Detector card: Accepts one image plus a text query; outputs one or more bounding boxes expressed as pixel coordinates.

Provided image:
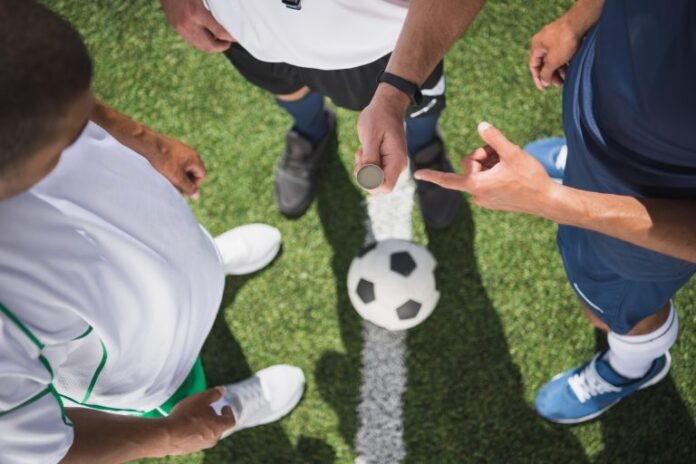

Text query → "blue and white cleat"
[535,351,671,424]
[523,137,567,183]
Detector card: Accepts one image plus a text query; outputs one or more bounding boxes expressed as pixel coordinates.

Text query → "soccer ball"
[347,239,439,331]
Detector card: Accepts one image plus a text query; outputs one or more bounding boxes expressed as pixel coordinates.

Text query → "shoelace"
[226,377,269,423]
[567,359,621,403]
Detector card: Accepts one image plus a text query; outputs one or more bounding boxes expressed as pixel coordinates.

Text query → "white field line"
[355,169,415,464]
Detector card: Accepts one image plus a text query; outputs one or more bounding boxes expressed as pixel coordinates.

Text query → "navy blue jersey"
[562,0,696,281]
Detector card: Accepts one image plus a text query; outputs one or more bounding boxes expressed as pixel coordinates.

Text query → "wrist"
[152,416,178,458]
[373,83,411,114]
[536,181,568,222]
[562,0,602,39]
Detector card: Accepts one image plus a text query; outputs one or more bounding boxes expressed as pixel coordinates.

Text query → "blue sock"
[276,91,329,145]
[405,113,440,156]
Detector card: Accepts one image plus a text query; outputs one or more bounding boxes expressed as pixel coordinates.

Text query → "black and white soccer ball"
[347,239,439,331]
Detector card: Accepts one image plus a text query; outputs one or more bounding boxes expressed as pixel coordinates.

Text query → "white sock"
[606,302,678,379]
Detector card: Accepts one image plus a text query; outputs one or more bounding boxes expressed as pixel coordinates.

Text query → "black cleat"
[274,109,337,218]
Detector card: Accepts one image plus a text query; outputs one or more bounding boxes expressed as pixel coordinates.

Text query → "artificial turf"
[42,1,696,462]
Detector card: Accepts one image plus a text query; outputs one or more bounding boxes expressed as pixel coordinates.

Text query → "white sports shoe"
[210,364,305,438]
[214,224,282,275]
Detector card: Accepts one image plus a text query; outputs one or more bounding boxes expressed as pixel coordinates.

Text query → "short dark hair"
[0,0,92,175]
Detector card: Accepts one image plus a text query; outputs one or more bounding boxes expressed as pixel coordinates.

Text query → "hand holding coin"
[355,164,385,191]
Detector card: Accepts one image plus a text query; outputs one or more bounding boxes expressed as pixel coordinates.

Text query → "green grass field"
[43,1,696,462]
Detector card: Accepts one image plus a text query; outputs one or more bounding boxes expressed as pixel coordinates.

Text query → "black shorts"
[224,43,445,118]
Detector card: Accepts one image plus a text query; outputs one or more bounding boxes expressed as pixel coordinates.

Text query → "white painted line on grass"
[355,169,415,464]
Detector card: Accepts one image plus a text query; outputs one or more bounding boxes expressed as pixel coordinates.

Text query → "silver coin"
[356,164,385,190]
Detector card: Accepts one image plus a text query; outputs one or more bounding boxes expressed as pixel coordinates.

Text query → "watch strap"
[377,71,423,106]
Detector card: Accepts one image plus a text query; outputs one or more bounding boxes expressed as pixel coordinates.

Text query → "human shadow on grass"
[592,330,696,463]
[200,274,336,464]
[403,200,589,464]
[313,141,367,455]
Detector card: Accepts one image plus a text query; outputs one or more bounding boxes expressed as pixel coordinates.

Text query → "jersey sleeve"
[0,315,74,464]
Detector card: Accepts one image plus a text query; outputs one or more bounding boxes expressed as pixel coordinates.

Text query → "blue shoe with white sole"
[535,351,671,424]
[523,137,567,183]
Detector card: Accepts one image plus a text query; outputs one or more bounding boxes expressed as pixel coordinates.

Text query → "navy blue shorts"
[557,225,692,334]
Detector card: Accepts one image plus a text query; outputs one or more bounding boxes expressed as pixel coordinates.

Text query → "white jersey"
[0,122,224,463]
[205,0,409,70]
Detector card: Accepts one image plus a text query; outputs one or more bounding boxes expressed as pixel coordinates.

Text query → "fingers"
[538,48,566,89]
[414,169,470,192]
[187,159,207,186]
[177,173,199,198]
[378,155,407,193]
[214,406,236,431]
[187,386,224,407]
[202,18,234,43]
[467,146,499,169]
[477,122,519,158]
[551,72,564,88]
[188,27,231,53]
[356,129,383,171]
[353,148,365,175]
[559,65,567,80]
[355,104,408,193]
[528,44,547,91]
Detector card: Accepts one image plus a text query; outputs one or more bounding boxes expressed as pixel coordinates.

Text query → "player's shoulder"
[0,188,94,252]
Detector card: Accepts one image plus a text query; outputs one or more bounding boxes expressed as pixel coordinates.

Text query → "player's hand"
[528,16,583,90]
[163,387,235,456]
[355,84,410,194]
[160,0,234,53]
[414,122,558,216]
[146,133,207,198]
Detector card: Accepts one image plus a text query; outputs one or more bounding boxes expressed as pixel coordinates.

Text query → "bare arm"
[62,409,169,463]
[62,388,235,464]
[415,123,696,263]
[544,188,696,263]
[386,0,486,86]
[356,0,486,193]
[91,100,207,198]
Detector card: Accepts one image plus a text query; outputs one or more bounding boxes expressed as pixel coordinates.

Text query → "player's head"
[0,0,94,200]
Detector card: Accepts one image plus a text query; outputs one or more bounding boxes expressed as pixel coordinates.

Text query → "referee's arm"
[357,0,486,192]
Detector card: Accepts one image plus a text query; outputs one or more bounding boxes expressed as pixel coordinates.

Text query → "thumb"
[477,122,519,159]
[199,386,225,405]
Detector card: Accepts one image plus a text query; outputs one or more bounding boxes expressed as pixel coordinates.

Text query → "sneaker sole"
[542,352,671,425]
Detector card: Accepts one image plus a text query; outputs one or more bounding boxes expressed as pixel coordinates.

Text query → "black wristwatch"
[377,71,423,106]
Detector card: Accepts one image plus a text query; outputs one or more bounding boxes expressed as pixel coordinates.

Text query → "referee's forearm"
[542,185,696,263]
[385,0,486,85]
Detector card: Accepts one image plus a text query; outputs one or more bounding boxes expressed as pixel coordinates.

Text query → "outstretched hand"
[414,122,558,216]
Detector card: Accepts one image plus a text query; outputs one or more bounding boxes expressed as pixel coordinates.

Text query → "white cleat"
[214,224,282,275]
[211,364,305,438]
